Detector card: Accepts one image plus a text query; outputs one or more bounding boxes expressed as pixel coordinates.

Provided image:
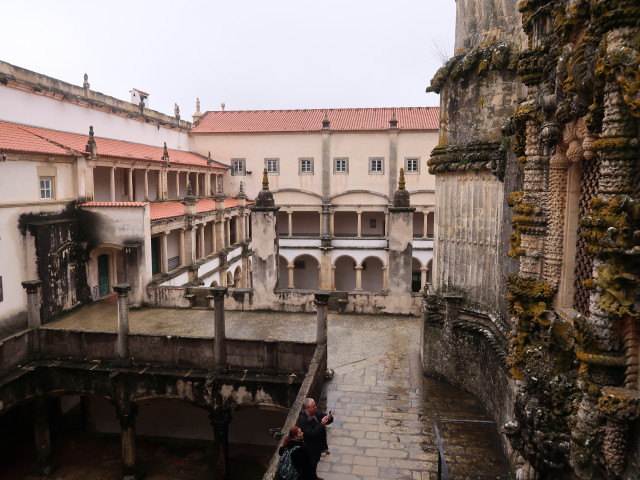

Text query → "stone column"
[287,262,295,288]
[211,286,228,368]
[110,167,116,202]
[160,232,168,273]
[119,404,139,480]
[113,284,131,360]
[225,218,231,246]
[211,221,217,253]
[288,211,293,236]
[143,169,149,201]
[198,224,206,259]
[209,408,232,480]
[176,171,181,198]
[356,211,362,237]
[179,229,186,266]
[354,264,363,291]
[423,211,429,238]
[33,397,54,475]
[216,219,225,251]
[314,290,330,345]
[22,280,42,352]
[388,170,415,301]
[421,266,428,292]
[195,173,200,197]
[127,168,134,201]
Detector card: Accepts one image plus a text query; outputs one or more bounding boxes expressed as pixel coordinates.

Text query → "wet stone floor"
[8,306,511,479]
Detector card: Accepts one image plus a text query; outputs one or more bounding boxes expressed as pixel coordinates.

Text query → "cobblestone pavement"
[317,314,511,480]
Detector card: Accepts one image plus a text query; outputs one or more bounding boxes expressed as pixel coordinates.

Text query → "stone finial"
[21,279,42,294]
[85,126,97,157]
[254,168,275,207]
[237,181,247,198]
[183,181,196,206]
[174,103,180,120]
[322,111,330,130]
[389,109,398,129]
[162,142,170,165]
[392,168,410,207]
[221,102,226,112]
[83,73,90,89]
[217,182,223,195]
[193,98,203,124]
[207,151,213,165]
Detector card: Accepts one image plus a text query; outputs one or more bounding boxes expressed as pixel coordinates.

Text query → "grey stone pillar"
[22,280,42,352]
[119,403,139,480]
[113,284,131,360]
[209,408,232,480]
[33,397,54,475]
[315,290,331,345]
[211,286,228,368]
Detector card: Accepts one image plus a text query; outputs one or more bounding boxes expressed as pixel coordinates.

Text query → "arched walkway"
[334,256,356,291]
[292,254,319,289]
[361,256,384,292]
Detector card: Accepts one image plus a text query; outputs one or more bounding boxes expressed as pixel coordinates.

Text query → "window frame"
[299,157,314,174]
[231,158,246,176]
[265,158,280,175]
[405,157,420,174]
[368,157,384,174]
[40,176,55,199]
[334,157,349,174]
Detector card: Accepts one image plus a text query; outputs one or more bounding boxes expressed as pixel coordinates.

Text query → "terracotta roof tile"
[0,120,228,168]
[79,202,149,207]
[191,107,439,134]
[150,198,244,220]
[0,121,73,156]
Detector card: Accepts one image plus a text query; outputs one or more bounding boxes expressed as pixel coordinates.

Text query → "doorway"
[98,254,110,297]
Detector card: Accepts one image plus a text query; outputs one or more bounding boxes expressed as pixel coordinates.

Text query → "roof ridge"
[201,106,437,114]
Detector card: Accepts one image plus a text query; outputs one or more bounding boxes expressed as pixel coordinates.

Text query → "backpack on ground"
[278,445,300,480]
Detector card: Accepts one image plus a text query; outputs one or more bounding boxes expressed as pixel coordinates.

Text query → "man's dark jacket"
[296,410,333,465]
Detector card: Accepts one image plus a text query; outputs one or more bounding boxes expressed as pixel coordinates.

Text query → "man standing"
[296,398,333,468]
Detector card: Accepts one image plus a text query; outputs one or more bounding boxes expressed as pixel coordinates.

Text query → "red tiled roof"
[0,120,228,169]
[150,198,243,220]
[0,121,73,156]
[191,107,440,134]
[79,202,150,208]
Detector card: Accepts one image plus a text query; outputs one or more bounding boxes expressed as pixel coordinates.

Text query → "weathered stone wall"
[426,0,640,479]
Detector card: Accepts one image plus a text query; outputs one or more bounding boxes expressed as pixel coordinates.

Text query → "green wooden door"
[98,254,110,297]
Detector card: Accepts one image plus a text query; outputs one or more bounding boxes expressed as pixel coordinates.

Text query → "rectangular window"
[265,158,279,174]
[369,219,377,228]
[299,158,314,174]
[231,158,246,176]
[40,177,54,199]
[405,157,420,173]
[369,157,384,174]
[334,157,349,173]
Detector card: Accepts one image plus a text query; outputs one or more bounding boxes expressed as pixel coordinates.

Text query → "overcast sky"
[1,1,455,117]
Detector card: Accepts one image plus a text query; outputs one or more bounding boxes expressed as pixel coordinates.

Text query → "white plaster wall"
[1,159,76,203]
[0,86,189,150]
[397,132,438,191]
[278,248,321,263]
[330,132,390,195]
[190,133,323,198]
[0,202,68,326]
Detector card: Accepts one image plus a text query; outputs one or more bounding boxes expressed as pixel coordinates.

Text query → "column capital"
[22,280,42,293]
[314,290,331,306]
[113,284,131,297]
[210,286,229,299]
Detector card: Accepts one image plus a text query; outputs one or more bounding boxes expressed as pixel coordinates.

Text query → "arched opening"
[292,255,319,289]
[426,259,433,285]
[412,258,422,292]
[334,212,357,237]
[210,280,219,287]
[334,256,356,291]
[277,255,289,288]
[226,271,233,287]
[233,266,242,287]
[97,253,110,297]
[361,256,384,292]
[229,405,287,478]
